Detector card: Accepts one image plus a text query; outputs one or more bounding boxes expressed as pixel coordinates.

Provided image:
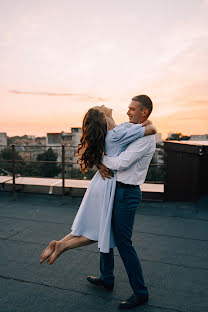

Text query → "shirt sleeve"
[102,136,152,170]
[111,123,145,147]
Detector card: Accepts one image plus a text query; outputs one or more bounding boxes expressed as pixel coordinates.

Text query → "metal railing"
[0,144,165,196]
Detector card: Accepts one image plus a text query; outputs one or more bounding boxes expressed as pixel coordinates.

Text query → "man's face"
[127,100,148,124]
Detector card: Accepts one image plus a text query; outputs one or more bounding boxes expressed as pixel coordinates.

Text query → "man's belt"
[116,181,138,189]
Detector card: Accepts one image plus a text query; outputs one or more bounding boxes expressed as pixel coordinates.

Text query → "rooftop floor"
[0,192,208,312]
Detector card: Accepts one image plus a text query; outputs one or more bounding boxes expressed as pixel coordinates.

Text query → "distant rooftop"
[168,140,208,146]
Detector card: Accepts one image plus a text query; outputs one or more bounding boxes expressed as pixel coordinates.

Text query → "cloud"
[9,90,106,101]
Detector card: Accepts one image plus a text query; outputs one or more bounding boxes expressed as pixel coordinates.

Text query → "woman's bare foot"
[47,241,66,265]
[40,240,56,264]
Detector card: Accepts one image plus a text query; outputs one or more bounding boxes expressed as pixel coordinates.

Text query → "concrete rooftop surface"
[0,192,208,312]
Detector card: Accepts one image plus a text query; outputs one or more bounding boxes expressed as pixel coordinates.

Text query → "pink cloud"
[9,90,106,101]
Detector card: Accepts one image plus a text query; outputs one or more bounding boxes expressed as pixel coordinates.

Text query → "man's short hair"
[132,95,153,117]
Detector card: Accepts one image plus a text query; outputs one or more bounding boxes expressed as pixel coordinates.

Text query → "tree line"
[0,147,60,177]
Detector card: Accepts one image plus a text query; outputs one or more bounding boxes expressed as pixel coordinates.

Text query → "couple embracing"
[40,94,156,309]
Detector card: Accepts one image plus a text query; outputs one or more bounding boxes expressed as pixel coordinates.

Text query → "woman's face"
[94,105,112,117]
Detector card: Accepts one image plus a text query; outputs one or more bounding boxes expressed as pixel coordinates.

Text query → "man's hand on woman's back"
[97,163,114,180]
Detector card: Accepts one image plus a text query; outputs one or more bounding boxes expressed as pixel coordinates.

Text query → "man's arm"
[102,136,153,171]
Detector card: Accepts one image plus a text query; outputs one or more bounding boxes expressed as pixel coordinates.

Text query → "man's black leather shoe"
[87,276,114,290]
[119,293,148,309]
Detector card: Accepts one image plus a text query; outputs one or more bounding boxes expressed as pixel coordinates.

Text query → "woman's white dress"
[71,122,145,253]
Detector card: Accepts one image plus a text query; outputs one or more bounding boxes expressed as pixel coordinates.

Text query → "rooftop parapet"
[164,141,208,201]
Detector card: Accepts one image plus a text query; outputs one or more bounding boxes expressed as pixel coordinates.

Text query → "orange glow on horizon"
[1,89,207,139]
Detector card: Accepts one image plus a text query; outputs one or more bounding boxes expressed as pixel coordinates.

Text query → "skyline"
[0,0,208,138]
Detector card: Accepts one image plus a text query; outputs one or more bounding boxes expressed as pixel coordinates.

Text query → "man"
[87,95,156,309]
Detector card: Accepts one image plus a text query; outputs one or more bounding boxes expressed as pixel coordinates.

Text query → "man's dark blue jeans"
[100,184,148,296]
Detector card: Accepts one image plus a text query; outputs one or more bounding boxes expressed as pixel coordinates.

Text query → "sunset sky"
[0,0,208,139]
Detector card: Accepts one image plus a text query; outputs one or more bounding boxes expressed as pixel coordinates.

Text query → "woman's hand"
[144,124,157,136]
[142,120,152,127]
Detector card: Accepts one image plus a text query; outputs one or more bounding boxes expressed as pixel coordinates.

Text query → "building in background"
[189,134,208,141]
[0,133,7,151]
[167,133,175,140]
[8,136,47,161]
[27,135,36,139]
[46,128,82,175]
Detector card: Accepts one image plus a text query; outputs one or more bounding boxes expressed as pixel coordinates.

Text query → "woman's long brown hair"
[77,108,107,173]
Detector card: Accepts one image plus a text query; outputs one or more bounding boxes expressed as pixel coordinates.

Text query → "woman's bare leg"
[40,233,76,264]
[47,236,95,265]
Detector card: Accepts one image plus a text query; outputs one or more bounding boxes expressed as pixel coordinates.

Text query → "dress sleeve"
[102,136,154,170]
[111,123,145,146]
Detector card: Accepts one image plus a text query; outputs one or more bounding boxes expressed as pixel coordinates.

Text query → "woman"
[40,105,156,265]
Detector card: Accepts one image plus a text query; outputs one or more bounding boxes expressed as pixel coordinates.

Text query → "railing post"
[12,144,16,193]
[164,142,168,200]
[62,144,65,196]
